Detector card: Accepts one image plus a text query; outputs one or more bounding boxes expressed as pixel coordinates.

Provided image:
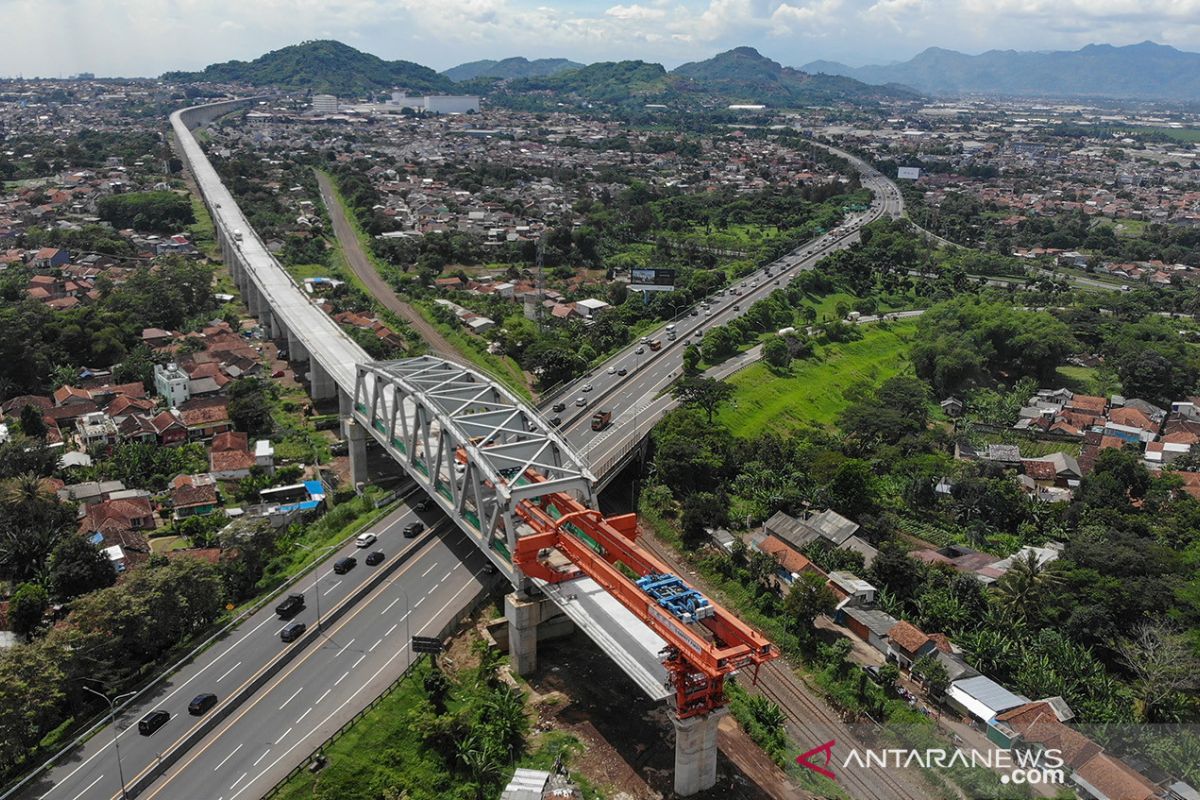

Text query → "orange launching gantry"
[512,482,778,718]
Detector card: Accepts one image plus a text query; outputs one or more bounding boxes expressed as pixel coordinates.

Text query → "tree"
[671,376,733,423]
[912,652,950,697]
[1117,622,1200,722]
[18,405,46,439]
[0,640,67,774]
[49,535,117,600]
[9,582,49,639]
[994,550,1062,625]
[762,336,791,369]
[821,459,874,517]
[682,344,701,375]
[782,571,837,636]
[680,491,728,544]
[227,378,274,436]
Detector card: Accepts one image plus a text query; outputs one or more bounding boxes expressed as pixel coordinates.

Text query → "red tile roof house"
[79,497,157,535]
[757,533,827,589]
[209,431,256,480]
[1071,752,1160,800]
[171,483,220,520]
[176,398,232,441]
[149,410,188,446]
[886,620,939,670]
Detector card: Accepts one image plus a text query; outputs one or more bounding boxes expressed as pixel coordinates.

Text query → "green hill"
[162,40,455,97]
[442,57,584,82]
[671,46,919,105]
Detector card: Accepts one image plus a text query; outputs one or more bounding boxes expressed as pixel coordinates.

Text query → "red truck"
[591,410,612,431]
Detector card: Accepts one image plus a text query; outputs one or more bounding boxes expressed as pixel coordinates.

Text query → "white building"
[424,95,479,114]
[311,94,339,115]
[154,362,191,408]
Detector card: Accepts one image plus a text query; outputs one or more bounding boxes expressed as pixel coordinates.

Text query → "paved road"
[314,170,463,361]
[131,523,491,800]
[21,491,466,800]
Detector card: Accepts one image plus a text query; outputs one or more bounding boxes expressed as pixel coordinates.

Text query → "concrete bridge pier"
[504,592,551,676]
[672,708,726,796]
[347,418,369,489]
[309,360,337,401]
[245,281,261,316]
[287,333,308,363]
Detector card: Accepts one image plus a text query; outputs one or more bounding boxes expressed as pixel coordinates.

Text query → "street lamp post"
[295,542,337,633]
[81,684,136,800]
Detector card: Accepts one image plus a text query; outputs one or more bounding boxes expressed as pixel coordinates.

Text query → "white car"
[582,384,593,392]
[355,532,378,548]
[575,397,587,407]
[608,366,616,374]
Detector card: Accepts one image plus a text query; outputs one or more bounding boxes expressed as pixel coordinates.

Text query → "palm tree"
[3,473,56,510]
[994,550,1062,624]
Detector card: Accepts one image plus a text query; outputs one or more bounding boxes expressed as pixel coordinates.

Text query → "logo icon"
[796,740,837,780]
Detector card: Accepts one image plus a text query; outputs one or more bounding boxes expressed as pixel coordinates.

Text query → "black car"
[188,693,218,716]
[138,710,170,736]
[333,556,357,575]
[617,368,628,376]
[275,592,305,618]
[365,550,385,566]
[280,622,307,643]
[552,402,566,413]
[414,496,432,512]
[550,416,561,426]
[403,522,425,539]
[483,563,498,576]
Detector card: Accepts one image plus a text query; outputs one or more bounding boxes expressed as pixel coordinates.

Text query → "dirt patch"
[523,632,782,800]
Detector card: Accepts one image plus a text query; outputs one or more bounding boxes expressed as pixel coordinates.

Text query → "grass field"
[715,320,917,436]
[1055,365,1118,396]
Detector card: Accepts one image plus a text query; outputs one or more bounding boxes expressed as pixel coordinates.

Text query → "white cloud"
[4,0,1200,78]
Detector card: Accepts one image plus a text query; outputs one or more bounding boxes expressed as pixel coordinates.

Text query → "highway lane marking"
[334,671,350,686]
[67,774,103,800]
[39,593,288,797]
[115,519,452,800]
[352,654,366,669]
[213,744,243,771]
[420,562,438,577]
[215,661,242,683]
[273,728,293,745]
[369,638,382,652]
[253,749,271,767]
[338,638,355,653]
[296,707,313,724]
[230,772,247,789]
[380,598,400,615]
[413,596,425,608]
[315,688,332,705]
[228,565,490,800]
[323,580,343,596]
[385,624,398,636]
[278,687,304,711]
[440,570,452,582]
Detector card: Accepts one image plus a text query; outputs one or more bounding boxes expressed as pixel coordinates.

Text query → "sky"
[5,0,1200,77]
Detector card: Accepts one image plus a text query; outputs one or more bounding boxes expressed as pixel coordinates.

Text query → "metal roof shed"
[947,675,1028,723]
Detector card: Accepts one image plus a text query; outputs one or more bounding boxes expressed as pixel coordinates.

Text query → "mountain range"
[163,41,916,108]
[441,57,584,82]
[803,41,1200,101]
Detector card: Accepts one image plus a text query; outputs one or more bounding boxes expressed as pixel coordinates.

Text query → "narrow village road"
[314,170,462,360]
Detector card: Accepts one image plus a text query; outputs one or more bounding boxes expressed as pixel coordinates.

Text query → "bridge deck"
[538,577,671,701]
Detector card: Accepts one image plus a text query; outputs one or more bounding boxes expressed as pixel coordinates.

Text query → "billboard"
[630,267,677,292]
[897,166,921,180]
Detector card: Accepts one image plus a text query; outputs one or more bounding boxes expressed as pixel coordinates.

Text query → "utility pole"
[81,684,136,800]
[535,233,546,334]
